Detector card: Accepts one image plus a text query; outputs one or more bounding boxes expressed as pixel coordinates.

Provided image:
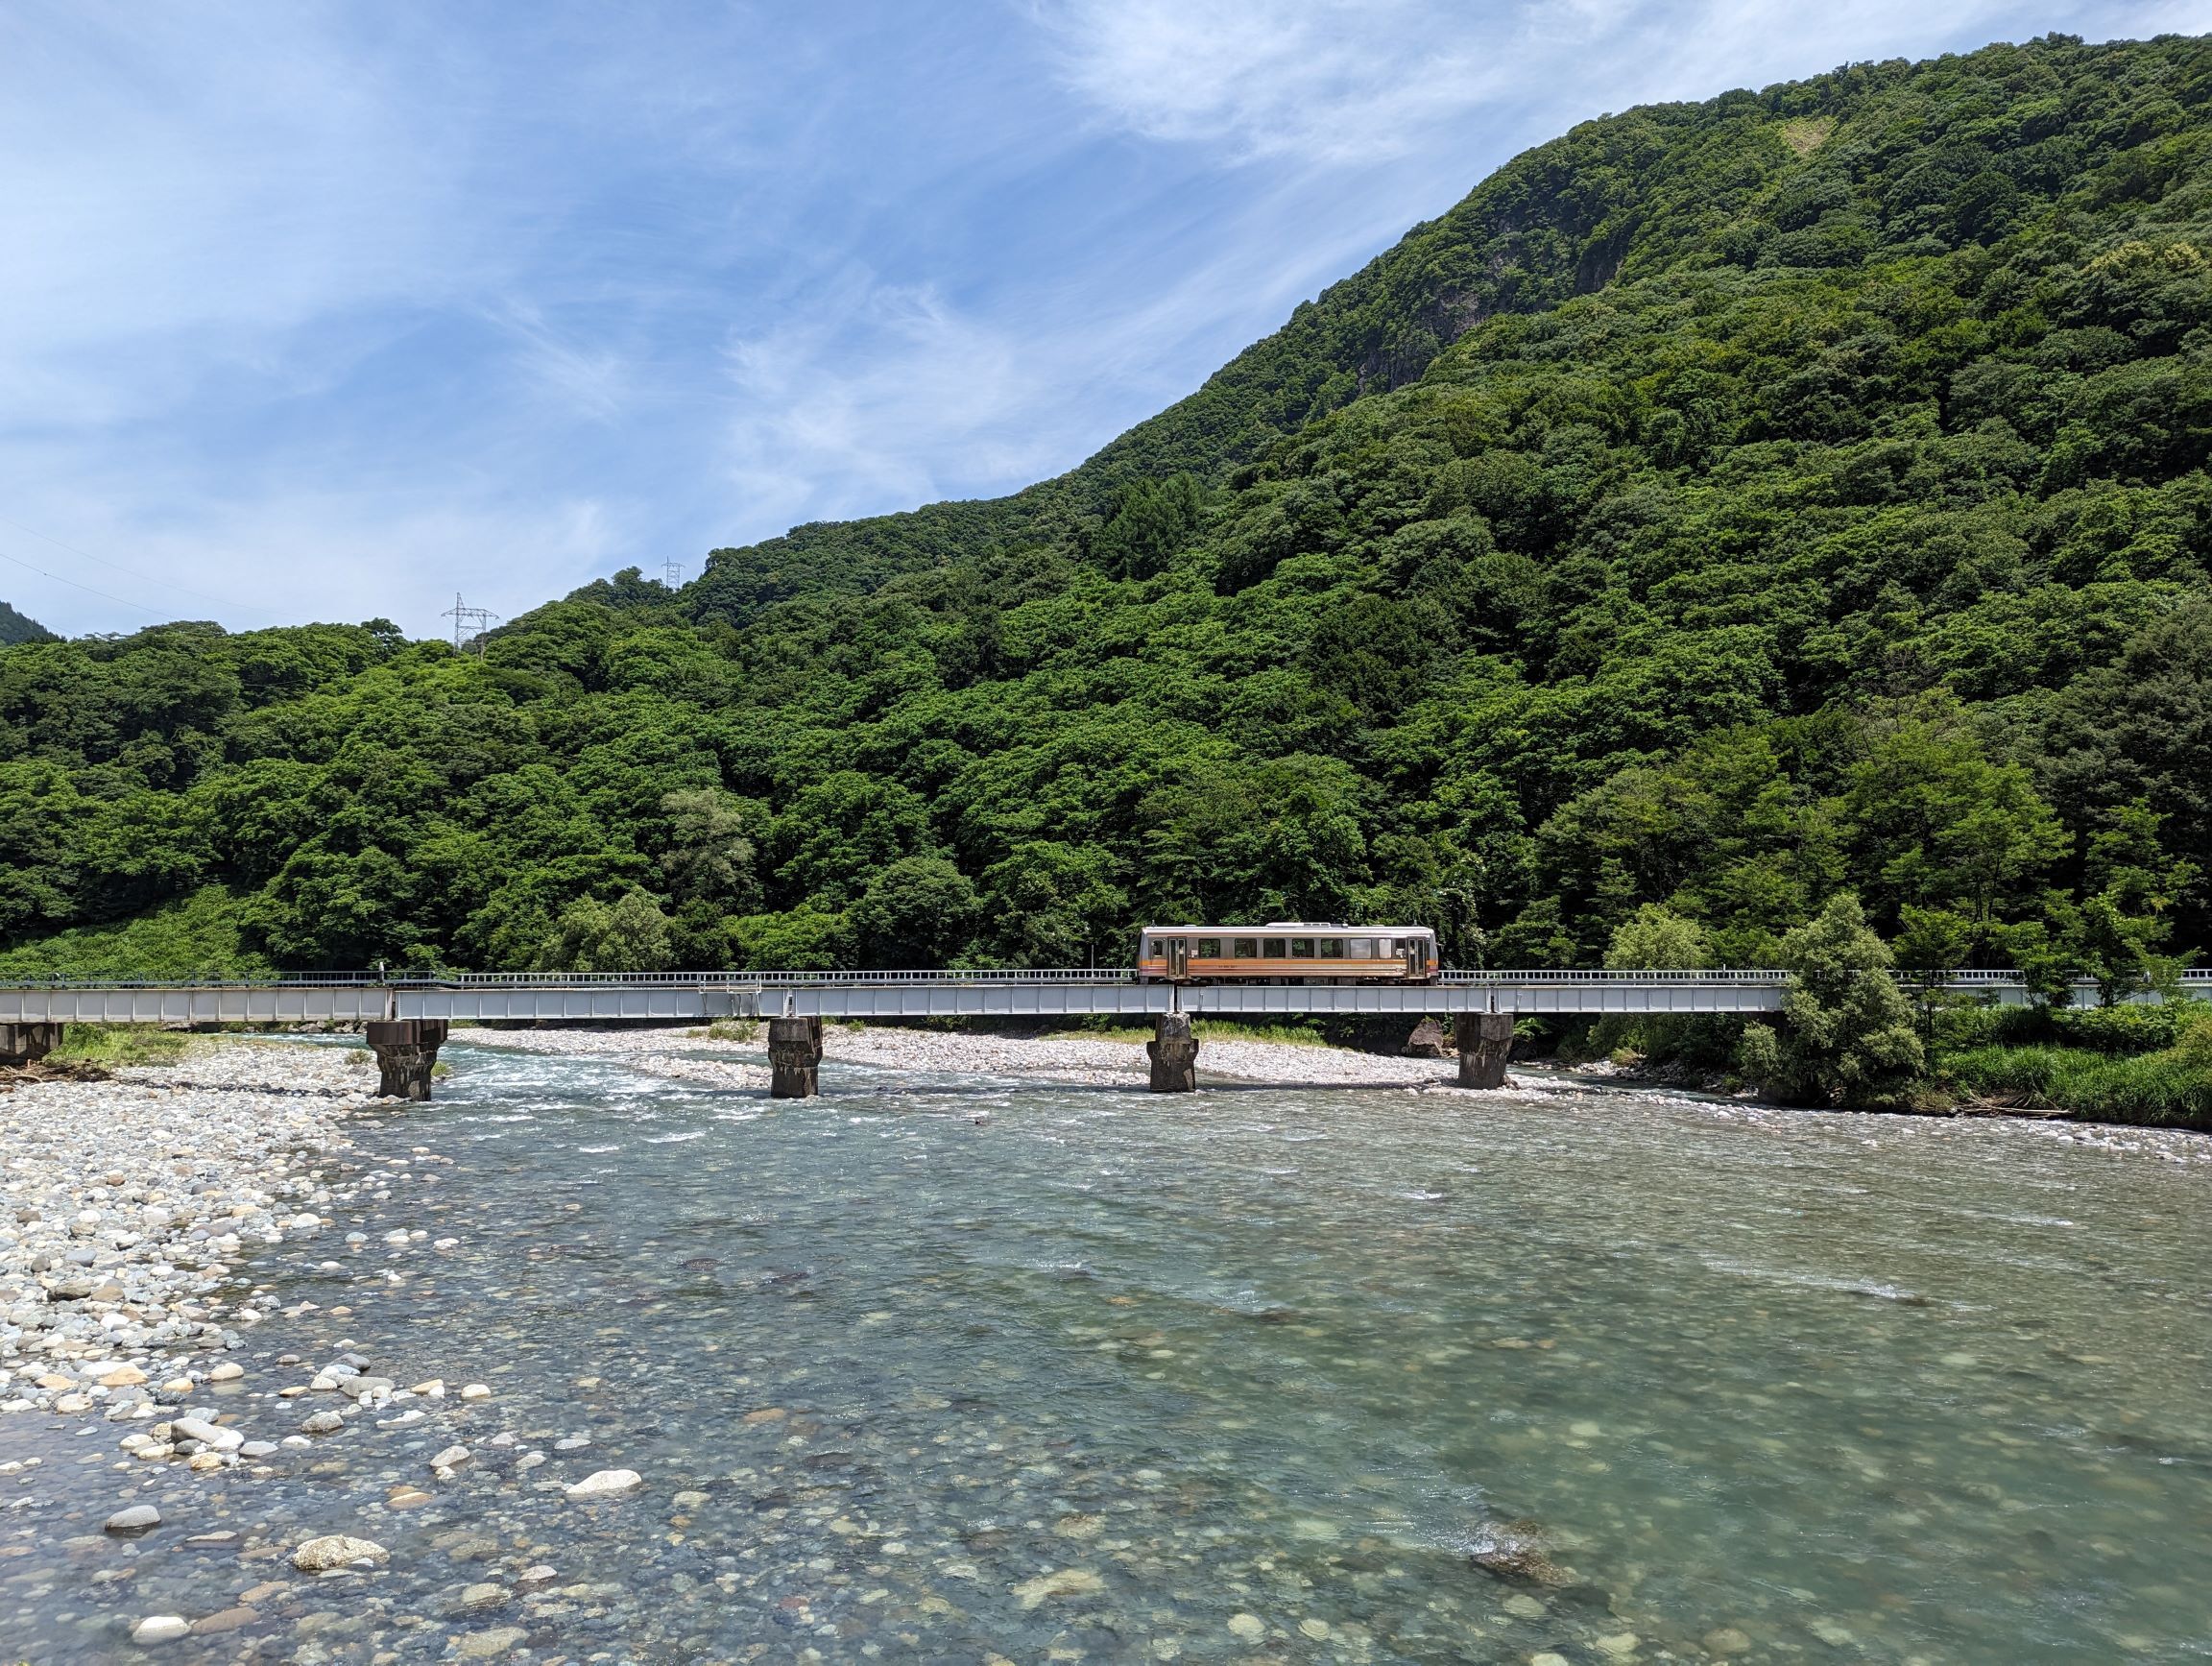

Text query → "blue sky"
[5,1,2210,639]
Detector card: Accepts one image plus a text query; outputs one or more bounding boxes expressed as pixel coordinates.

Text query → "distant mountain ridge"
[0,600,54,645]
[686,32,2172,626]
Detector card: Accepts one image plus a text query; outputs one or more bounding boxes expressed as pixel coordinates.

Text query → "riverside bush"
[1946,1042,2212,1128]
[1936,998,2210,1054]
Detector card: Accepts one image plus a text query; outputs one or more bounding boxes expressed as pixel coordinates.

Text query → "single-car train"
[1136,922,1438,983]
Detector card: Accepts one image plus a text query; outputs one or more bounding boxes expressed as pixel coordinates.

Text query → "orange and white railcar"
[1136,923,1438,983]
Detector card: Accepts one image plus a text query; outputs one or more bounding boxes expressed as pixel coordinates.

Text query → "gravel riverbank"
[469,1020,1470,1090]
[0,1044,377,1416]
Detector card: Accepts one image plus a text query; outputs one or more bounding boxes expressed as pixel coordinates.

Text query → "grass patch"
[704,1019,762,1042]
[47,1025,199,1066]
[1944,1044,2212,1128]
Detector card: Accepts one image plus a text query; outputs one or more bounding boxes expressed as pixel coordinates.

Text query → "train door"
[1166,937,1190,978]
[1405,937,1430,978]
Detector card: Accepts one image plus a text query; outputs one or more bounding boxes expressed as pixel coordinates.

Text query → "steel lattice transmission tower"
[441,592,498,656]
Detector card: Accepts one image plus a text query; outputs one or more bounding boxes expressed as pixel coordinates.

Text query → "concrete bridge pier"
[0,1022,62,1066]
[1455,1013,1515,1089]
[366,1019,447,1100]
[768,1015,824,1098]
[1147,1012,1199,1093]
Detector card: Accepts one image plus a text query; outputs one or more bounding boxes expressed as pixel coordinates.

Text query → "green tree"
[731,902,851,971]
[1093,474,1206,580]
[1739,894,1926,1108]
[657,788,758,907]
[536,889,675,973]
[1602,903,1709,970]
[980,841,1128,967]
[849,856,979,968]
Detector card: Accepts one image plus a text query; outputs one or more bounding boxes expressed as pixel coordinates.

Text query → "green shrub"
[1945,1043,2212,1128]
[47,1025,196,1066]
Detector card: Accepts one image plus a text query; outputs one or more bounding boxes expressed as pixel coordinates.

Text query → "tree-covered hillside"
[3,32,2210,1012]
[0,601,53,647]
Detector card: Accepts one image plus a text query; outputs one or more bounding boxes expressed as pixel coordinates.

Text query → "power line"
[0,542,168,620]
[0,514,267,618]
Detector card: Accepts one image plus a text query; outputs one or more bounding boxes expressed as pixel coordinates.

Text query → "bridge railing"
[0,967,2202,990]
[0,966,1797,989]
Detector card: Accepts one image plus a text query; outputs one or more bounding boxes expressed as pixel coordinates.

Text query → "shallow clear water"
[5,1041,2210,1662]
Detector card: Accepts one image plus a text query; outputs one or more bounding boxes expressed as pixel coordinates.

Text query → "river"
[2,1038,2207,1662]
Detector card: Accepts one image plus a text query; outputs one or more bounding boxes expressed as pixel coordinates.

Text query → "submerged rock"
[1011,1567,1104,1608]
[292,1533,390,1571]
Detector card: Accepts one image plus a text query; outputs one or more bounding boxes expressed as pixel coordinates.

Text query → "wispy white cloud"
[6,1,2211,638]
[719,272,1083,530]
[494,303,634,424]
[1034,0,2212,163]
[0,5,477,426]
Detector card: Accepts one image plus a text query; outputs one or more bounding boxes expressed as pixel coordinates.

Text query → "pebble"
[292,1533,390,1571]
[431,1444,470,1469]
[170,1417,242,1452]
[460,1383,492,1400]
[564,1468,642,1500]
[1227,1612,1266,1641]
[301,1411,345,1435]
[208,1362,244,1382]
[130,1615,191,1647]
[454,1628,529,1659]
[105,1505,162,1533]
[1013,1568,1106,1608]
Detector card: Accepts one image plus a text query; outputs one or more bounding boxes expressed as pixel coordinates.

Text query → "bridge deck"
[1,970,2200,1025]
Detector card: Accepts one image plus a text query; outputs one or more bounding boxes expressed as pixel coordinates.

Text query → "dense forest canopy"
[3,32,2211,999]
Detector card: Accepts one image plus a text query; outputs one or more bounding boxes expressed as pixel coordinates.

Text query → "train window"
[1346,938,1373,958]
[1233,938,1258,958]
[1262,938,1287,958]
[1317,937,1342,957]
[1290,938,1314,958]
[1195,938,1221,957]
[1375,938,1393,957]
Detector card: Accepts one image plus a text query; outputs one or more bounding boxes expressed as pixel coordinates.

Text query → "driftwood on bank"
[0,1059,113,1094]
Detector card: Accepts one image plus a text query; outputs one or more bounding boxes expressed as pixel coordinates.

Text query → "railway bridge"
[1,969,2201,1099]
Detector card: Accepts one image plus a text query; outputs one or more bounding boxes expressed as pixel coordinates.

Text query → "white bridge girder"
[7,970,2203,1026]
[3,971,2204,1026]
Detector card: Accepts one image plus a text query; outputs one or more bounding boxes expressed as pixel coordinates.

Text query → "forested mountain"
[0,601,53,646]
[3,32,2211,1002]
